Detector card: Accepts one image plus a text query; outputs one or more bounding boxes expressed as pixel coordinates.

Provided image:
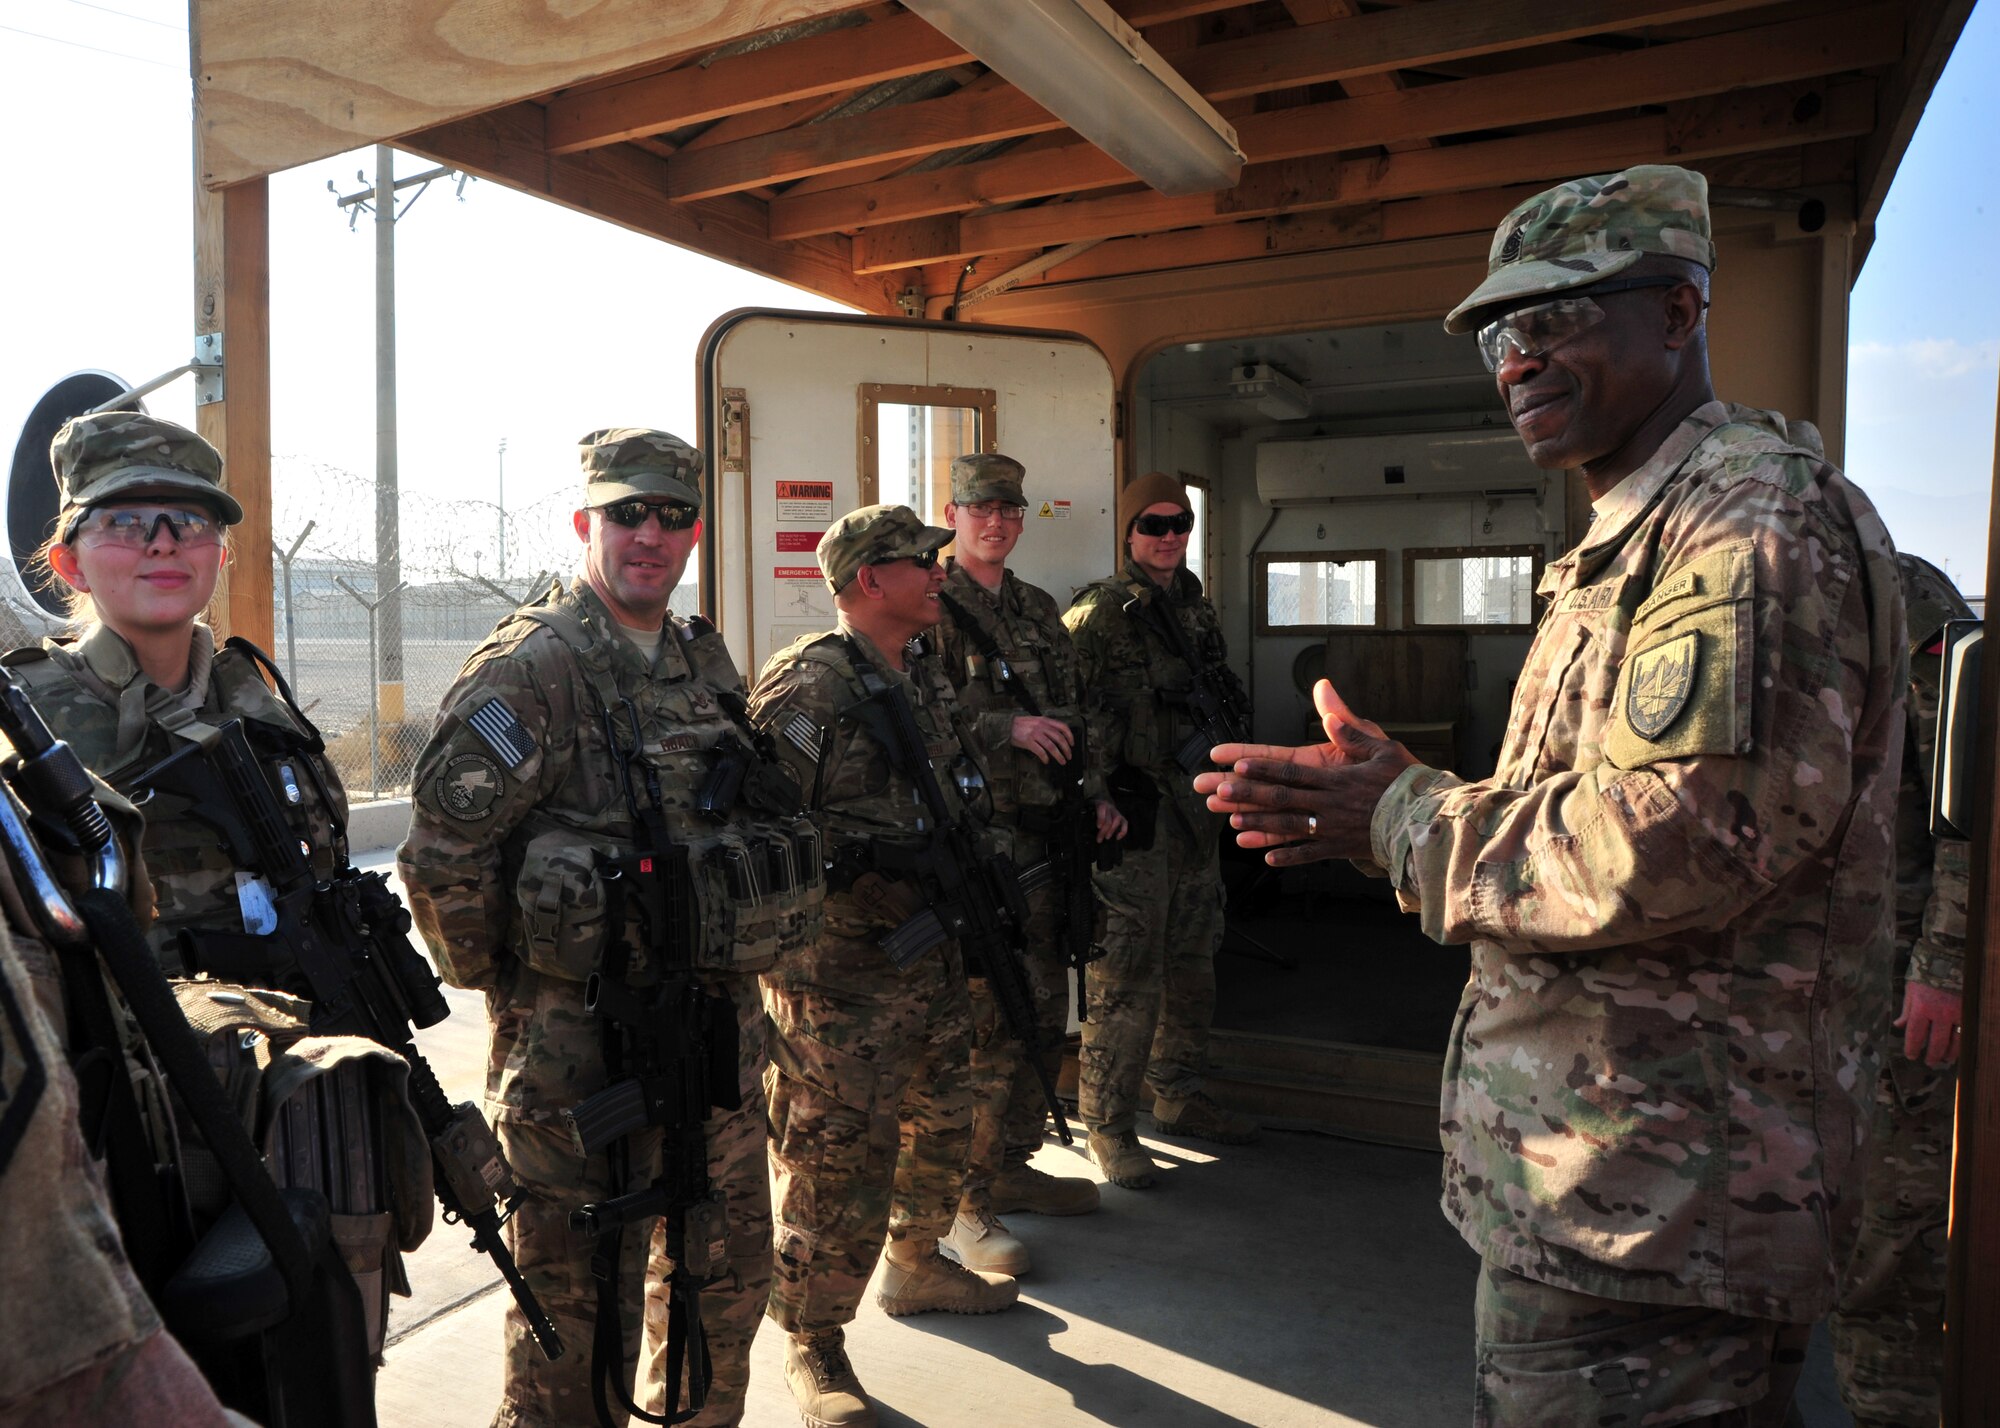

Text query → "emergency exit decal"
[774,566,832,619]
[775,480,833,523]
[1039,500,1072,519]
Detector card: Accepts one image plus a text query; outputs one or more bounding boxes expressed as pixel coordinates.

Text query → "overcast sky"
[2,0,1995,591]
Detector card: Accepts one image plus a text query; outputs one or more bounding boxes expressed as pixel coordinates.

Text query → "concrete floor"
[360,850,1863,1428]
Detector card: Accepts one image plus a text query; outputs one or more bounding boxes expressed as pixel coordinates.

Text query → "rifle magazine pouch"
[689,816,825,974]
[513,828,616,980]
[171,980,313,1218]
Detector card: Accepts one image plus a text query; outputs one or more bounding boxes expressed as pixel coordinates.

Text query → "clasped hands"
[1192,680,1417,865]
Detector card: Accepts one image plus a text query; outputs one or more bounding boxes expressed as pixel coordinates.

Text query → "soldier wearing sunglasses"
[1062,471,1259,1191]
[401,428,824,1426]
[1197,165,1907,1428]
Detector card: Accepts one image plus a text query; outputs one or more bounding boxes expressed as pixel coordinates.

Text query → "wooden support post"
[194,178,274,650]
[1944,368,2000,1428]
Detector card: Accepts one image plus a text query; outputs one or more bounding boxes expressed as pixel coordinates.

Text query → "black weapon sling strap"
[937,587,1046,718]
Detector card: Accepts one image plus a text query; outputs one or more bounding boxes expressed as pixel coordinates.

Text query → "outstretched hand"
[1191,680,1417,865]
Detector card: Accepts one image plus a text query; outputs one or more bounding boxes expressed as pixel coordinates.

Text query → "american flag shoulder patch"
[780,711,822,762]
[467,697,537,770]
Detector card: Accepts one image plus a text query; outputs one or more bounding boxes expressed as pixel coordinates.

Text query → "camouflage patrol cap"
[1444,165,1715,334]
[818,503,954,593]
[578,427,703,510]
[950,452,1026,506]
[50,411,244,526]
[1898,551,1973,650]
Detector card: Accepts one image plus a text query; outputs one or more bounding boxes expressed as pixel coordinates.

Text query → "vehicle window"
[1404,545,1541,631]
[1255,549,1384,633]
[860,383,997,523]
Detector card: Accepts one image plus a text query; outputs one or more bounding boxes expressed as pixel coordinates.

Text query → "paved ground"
[358,846,1861,1428]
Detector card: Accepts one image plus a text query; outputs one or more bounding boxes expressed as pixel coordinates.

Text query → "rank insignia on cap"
[1626,632,1698,740]
[780,711,822,761]
[467,698,536,769]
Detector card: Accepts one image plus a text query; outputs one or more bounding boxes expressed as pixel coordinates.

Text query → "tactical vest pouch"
[514,827,618,981]
[687,817,825,974]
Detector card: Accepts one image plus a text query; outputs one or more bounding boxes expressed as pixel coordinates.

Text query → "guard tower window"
[860,383,997,524]
[1405,545,1541,632]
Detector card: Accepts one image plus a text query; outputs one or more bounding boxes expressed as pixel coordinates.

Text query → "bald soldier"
[933,453,1123,1273]
[1198,165,1906,1426]
[749,505,1018,1428]
[400,429,823,1427]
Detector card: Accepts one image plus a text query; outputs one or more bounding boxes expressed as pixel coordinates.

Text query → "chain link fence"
[270,458,693,800]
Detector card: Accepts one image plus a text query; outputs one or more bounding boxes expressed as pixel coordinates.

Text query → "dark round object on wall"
[8,372,138,615]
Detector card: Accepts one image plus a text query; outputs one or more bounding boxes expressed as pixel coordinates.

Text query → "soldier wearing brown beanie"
[1060,474,1258,1189]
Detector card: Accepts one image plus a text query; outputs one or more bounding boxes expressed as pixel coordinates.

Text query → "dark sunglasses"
[600,499,699,532]
[876,548,941,571]
[1132,511,1195,538]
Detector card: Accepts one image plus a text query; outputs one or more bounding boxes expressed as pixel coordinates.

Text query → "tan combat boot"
[1152,1090,1259,1145]
[942,1203,1031,1276]
[784,1330,875,1428]
[875,1245,1019,1317]
[989,1161,1101,1216]
[1087,1130,1158,1189]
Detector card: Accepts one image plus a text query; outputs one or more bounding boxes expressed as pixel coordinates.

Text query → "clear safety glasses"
[1475,277,1687,373]
[66,505,223,548]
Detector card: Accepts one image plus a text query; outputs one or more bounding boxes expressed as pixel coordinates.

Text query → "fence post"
[275,520,316,691]
[334,575,408,798]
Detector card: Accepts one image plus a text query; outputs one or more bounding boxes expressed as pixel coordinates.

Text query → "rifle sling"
[936,588,1045,718]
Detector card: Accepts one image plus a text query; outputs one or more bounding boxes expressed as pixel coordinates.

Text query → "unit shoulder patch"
[1625,630,1699,740]
[436,751,505,822]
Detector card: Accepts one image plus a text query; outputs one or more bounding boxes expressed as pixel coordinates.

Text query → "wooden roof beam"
[796,2,1896,247]
[668,79,1062,201]
[854,75,1874,270]
[193,0,879,189]
[544,10,972,155]
[399,103,902,316]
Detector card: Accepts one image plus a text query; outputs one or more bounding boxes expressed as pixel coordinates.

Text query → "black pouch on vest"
[1106,766,1160,853]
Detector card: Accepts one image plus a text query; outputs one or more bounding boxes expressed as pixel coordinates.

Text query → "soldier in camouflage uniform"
[0,871,251,1428]
[399,430,823,1427]
[1197,166,1906,1426]
[1830,551,1972,1428]
[932,453,1123,1271]
[1063,470,1258,1190]
[15,411,432,1365]
[749,505,1019,1428]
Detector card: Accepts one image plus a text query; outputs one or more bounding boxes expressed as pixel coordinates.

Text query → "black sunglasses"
[600,499,699,532]
[877,548,941,571]
[1132,511,1195,537]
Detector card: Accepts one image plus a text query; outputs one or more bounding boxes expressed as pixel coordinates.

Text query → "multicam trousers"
[1831,1052,1955,1428]
[762,941,974,1335]
[492,975,771,1428]
[1473,1261,1811,1428]
[964,874,1068,1208]
[1078,815,1223,1135]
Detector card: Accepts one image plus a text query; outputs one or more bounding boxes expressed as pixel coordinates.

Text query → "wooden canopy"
[192,0,1971,319]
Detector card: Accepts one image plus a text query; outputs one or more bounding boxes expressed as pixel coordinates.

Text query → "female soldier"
[8,409,429,1379]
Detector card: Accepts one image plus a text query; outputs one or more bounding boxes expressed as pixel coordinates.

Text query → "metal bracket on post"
[193,332,225,406]
[84,333,228,414]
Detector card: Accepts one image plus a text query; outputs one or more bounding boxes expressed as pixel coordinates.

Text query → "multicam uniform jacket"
[748,621,983,1000]
[932,562,1106,841]
[1063,561,1230,844]
[2,623,347,974]
[398,579,821,1123]
[1371,402,1906,1322]
[1892,553,1971,997]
